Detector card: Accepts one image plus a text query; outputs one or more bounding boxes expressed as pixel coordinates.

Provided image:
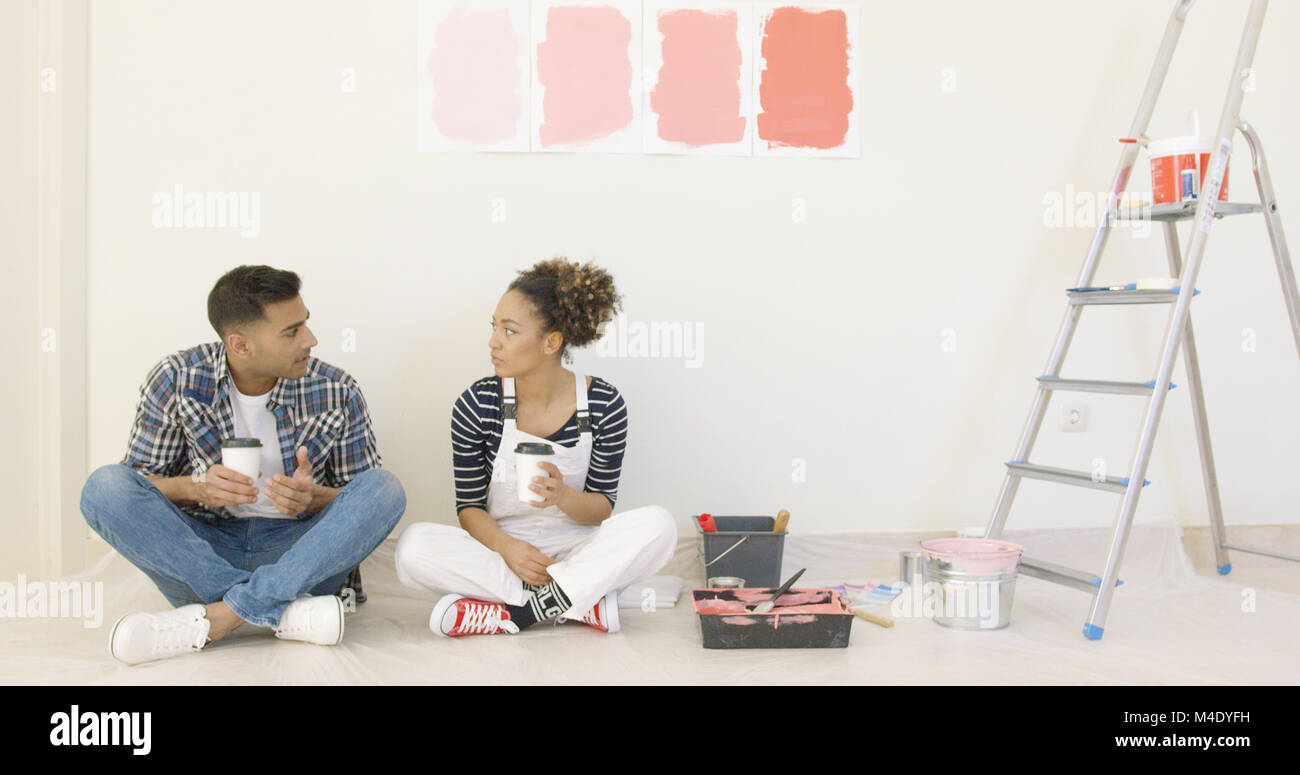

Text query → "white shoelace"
[277,606,306,636]
[151,616,206,655]
[458,602,519,635]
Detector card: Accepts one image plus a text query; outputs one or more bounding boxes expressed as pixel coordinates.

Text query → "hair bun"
[510,257,622,353]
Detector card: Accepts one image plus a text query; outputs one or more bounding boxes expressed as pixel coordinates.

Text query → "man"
[80,265,405,664]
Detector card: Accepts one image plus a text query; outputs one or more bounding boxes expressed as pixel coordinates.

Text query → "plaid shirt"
[122,341,382,600]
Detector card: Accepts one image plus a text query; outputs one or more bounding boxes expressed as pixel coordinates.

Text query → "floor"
[2,518,1296,685]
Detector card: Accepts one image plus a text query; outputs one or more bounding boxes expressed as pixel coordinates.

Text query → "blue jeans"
[80,464,406,628]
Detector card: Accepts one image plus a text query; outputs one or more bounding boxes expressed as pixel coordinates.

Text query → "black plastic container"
[697,515,786,588]
[692,589,854,649]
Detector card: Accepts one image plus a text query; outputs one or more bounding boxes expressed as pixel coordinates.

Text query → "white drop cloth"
[1,517,1295,685]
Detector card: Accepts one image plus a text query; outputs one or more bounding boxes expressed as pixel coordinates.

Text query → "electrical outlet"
[1059,401,1088,432]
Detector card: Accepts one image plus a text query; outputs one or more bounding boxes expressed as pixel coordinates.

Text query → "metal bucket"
[697,516,786,588]
[922,560,1018,630]
[920,538,1023,630]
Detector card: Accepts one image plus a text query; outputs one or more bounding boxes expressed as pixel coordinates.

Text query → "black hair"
[207,265,302,337]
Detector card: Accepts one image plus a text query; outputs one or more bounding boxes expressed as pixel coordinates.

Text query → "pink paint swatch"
[650,9,745,147]
[757,6,853,150]
[427,8,523,142]
[536,6,634,147]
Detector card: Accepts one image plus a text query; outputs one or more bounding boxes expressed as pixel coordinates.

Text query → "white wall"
[1,0,40,580]
[85,0,1300,538]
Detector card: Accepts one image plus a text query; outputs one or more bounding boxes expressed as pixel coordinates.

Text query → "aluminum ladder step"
[1067,287,1197,305]
[1004,462,1149,494]
[1018,557,1124,594]
[1113,200,1263,222]
[1036,376,1176,395]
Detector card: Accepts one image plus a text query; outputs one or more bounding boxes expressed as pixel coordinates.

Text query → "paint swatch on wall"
[754,3,859,157]
[644,2,752,155]
[418,1,530,152]
[532,1,642,152]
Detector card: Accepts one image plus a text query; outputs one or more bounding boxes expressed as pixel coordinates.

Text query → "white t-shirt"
[225,384,289,519]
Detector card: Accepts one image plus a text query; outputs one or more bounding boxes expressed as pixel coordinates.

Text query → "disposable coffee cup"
[220,438,262,484]
[514,442,555,503]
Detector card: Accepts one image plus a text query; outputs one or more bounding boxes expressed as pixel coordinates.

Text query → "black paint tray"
[691,588,853,649]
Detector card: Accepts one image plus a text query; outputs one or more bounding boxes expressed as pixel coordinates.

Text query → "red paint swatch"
[757,7,853,150]
[650,9,746,147]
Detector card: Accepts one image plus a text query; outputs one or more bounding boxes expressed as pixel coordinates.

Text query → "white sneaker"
[274,595,345,646]
[109,604,210,665]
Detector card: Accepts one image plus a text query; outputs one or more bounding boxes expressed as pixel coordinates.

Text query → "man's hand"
[499,537,555,585]
[194,464,259,508]
[265,446,316,517]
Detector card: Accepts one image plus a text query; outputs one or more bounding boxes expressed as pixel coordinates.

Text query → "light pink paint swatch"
[427,7,523,142]
[650,9,745,146]
[536,6,634,147]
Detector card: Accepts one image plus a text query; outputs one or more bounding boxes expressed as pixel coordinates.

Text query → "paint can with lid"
[1149,135,1230,205]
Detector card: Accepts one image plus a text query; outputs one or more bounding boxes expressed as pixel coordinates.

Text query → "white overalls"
[395,374,677,621]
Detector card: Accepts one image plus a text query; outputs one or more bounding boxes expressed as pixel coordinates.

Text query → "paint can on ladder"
[1149,135,1230,205]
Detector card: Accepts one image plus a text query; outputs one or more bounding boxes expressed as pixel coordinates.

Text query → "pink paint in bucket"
[1148,135,1230,205]
[920,538,1023,576]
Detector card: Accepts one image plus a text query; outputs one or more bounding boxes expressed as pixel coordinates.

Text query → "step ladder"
[984,0,1300,640]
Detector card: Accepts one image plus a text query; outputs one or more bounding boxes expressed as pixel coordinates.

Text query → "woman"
[395,258,677,636]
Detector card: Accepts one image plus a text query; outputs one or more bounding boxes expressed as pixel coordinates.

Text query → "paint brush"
[1068,283,1137,293]
[749,568,806,614]
[853,608,895,628]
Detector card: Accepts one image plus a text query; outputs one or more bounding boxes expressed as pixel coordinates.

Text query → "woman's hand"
[526,461,571,510]
[499,537,555,585]
[522,462,613,526]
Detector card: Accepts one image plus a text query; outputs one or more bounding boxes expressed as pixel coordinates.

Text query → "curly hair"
[509,257,622,355]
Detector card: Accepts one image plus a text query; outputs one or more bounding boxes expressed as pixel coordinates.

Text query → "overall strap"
[504,375,591,434]
[501,377,517,429]
[574,374,592,435]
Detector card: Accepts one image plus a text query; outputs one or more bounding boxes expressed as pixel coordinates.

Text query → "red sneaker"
[575,591,621,633]
[430,594,521,637]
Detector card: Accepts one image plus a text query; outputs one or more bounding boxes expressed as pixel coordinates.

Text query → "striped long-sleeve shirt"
[452,376,627,514]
